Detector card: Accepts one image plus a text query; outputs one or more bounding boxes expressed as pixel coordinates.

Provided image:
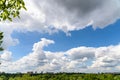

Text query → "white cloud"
[0,23,19,49]
[1,50,12,61]
[91,45,120,68]
[0,38,120,73]
[22,0,120,32]
[0,0,120,48]
[0,38,54,72]
[66,47,95,60]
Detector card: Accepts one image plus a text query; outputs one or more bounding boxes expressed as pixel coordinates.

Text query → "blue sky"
[0,0,120,73]
[9,19,120,60]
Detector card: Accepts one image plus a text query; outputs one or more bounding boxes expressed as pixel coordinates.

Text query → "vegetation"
[0,0,26,51]
[0,32,3,51]
[0,73,120,80]
[0,0,26,21]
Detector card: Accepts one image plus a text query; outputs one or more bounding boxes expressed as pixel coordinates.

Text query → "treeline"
[0,72,120,80]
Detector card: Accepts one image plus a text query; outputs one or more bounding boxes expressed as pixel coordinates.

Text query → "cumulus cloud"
[0,0,120,48]
[1,50,12,61]
[0,38,120,73]
[0,38,54,72]
[0,23,19,49]
[66,47,95,60]
[91,45,120,68]
[22,0,120,32]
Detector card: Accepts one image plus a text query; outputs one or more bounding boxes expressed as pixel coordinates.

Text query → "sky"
[0,0,120,73]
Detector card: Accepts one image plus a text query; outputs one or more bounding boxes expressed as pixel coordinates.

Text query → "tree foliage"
[0,32,3,51]
[0,73,120,80]
[0,0,26,21]
[0,0,26,51]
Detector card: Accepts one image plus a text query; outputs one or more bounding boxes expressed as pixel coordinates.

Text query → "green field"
[0,73,120,80]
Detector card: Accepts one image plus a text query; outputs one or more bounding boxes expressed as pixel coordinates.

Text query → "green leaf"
[0,0,26,21]
[8,17,12,21]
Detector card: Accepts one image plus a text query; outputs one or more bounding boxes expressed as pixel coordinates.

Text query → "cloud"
[0,23,19,49]
[66,47,95,60]
[91,45,120,68]
[0,38,120,73]
[22,0,120,32]
[0,38,54,72]
[0,0,120,48]
[1,0,120,33]
[1,50,12,61]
